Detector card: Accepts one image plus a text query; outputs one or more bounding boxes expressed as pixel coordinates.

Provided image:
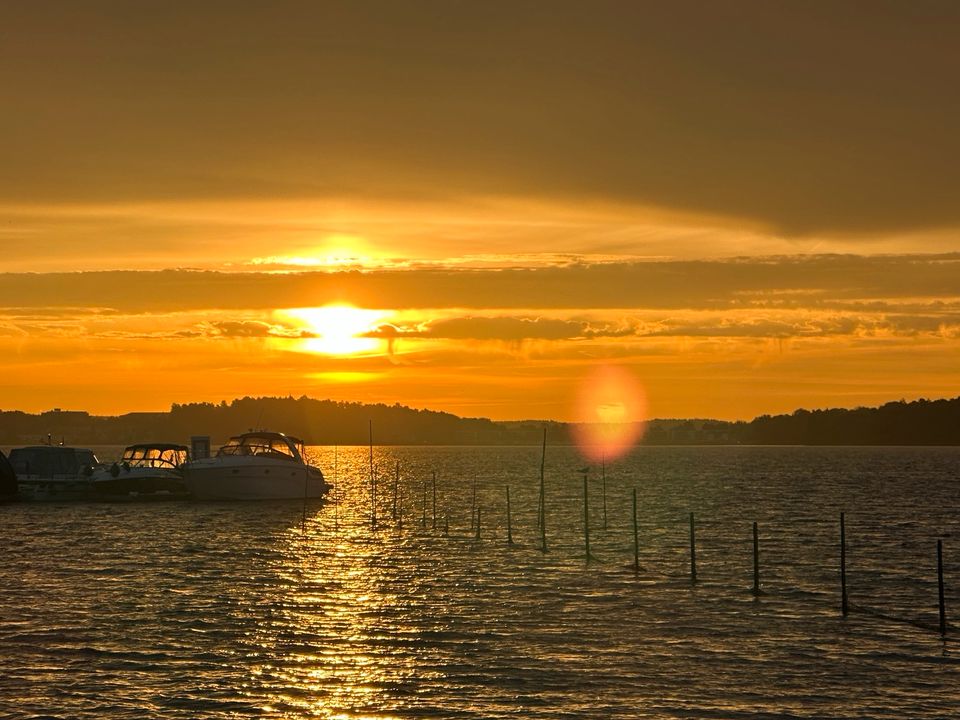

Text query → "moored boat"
[182,431,327,500]
[8,445,100,501]
[91,443,190,500]
[0,450,17,502]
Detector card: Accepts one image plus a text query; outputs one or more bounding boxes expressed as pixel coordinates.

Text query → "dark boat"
[8,445,100,501]
[0,450,17,502]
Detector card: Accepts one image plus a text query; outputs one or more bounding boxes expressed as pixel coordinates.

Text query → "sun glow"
[250,234,388,270]
[572,364,648,462]
[278,305,385,356]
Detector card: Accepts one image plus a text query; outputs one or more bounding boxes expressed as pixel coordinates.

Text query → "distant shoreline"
[2,395,958,447]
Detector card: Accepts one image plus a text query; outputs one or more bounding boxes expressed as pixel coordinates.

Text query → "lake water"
[2,445,959,718]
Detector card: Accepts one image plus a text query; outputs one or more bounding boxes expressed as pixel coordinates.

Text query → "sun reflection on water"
[238,447,427,719]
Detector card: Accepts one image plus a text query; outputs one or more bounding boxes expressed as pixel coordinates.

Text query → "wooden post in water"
[840,511,848,616]
[396,476,402,530]
[752,521,760,596]
[689,512,697,582]
[540,428,548,553]
[506,486,514,545]
[583,471,591,563]
[475,507,481,540]
[333,445,339,532]
[392,460,399,521]
[601,456,607,531]
[938,539,947,636]
[470,478,477,532]
[368,420,376,529]
[540,479,548,554]
[631,488,639,573]
[302,461,308,535]
[537,426,546,529]
[421,481,427,529]
[431,470,437,530]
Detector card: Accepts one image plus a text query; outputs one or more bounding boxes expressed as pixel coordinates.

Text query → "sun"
[278,305,385,356]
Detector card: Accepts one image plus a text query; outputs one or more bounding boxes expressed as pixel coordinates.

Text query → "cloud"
[0,323,28,337]
[203,320,312,339]
[2,3,960,234]
[371,311,960,343]
[370,317,584,341]
[3,254,960,314]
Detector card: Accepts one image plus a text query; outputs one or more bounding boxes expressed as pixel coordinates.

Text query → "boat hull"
[183,459,327,500]
[91,468,188,501]
[17,476,95,502]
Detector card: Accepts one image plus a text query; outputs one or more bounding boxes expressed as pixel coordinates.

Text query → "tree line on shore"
[0,395,957,446]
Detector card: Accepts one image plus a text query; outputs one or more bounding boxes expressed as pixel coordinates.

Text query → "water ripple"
[1,446,958,718]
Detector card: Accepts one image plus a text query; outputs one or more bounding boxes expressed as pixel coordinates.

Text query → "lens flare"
[572,364,647,462]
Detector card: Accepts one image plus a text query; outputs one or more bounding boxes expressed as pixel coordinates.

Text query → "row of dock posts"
[361,474,951,639]
[348,429,950,639]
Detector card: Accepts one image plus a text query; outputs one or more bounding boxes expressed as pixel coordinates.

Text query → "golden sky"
[1,2,959,421]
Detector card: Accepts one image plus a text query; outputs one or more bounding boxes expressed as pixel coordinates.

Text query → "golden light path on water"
[4,445,960,719]
[253,528,412,720]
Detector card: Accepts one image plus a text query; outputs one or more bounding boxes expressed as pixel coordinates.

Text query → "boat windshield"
[217,435,299,461]
[121,446,187,469]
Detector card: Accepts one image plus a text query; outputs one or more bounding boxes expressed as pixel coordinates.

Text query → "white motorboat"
[91,443,190,500]
[8,445,101,501]
[182,431,327,500]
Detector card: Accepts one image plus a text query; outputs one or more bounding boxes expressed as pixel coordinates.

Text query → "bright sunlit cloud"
[249,234,388,271]
[277,305,386,356]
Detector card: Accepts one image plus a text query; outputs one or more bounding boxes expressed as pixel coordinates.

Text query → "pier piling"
[301,468,308,535]
[396,478,402,530]
[470,479,477,532]
[632,488,639,573]
[392,460,399,521]
[537,426,546,530]
[752,521,760,596]
[601,457,607,530]
[583,473,591,563]
[840,512,848,616]
[689,512,697,582]
[938,539,947,636]
[421,481,427,529]
[369,420,376,529]
[475,507,481,540]
[431,470,437,530]
[506,486,514,545]
[540,484,547,553]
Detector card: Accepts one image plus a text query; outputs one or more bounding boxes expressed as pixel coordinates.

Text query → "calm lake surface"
[2,445,959,719]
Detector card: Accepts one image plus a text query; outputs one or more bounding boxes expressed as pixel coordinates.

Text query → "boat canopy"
[8,446,100,477]
[121,444,189,469]
[216,432,305,462]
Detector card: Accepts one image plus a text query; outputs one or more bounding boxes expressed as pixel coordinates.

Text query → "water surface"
[2,446,959,718]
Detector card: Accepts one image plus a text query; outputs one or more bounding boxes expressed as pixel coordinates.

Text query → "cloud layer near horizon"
[3,255,960,313]
[1,254,959,421]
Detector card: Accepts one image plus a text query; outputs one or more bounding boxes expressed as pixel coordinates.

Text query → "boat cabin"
[120,444,189,469]
[216,432,306,462]
[8,446,99,477]
[0,450,16,497]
